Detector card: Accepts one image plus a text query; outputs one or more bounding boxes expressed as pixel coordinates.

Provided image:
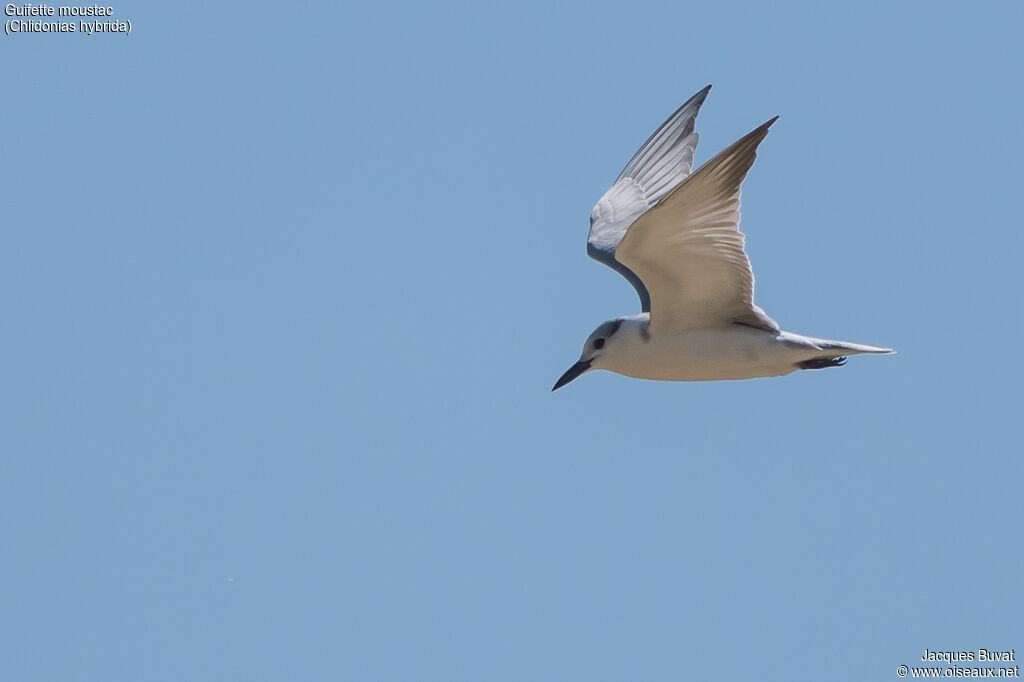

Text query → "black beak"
[552,359,592,391]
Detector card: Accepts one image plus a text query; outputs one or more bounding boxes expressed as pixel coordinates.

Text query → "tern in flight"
[553,86,892,391]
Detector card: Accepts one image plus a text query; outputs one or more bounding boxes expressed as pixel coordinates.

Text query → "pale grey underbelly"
[605,329,816,382]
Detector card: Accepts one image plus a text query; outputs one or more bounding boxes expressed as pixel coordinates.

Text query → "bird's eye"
[593,338,605,349]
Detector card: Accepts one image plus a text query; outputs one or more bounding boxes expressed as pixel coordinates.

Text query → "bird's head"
[552,318,624,391]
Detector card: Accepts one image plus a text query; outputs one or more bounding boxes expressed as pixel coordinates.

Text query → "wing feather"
[587,86,712,311]
[615,117,779,332]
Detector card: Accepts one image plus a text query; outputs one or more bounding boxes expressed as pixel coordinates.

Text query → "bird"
[553,85,892,391]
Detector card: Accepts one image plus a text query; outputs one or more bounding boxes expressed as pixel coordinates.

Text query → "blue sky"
[3,2,1022,680]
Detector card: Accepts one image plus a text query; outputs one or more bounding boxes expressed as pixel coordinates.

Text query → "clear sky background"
[3,2,1022,681]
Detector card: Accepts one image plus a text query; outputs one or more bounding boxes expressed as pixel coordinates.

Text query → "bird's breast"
[605,327,804,381]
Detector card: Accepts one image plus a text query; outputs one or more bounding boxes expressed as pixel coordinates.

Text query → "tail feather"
[813,339,894,356]
[785,333,893,371]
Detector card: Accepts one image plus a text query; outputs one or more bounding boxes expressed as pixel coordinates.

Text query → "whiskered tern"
[554,86,892,391]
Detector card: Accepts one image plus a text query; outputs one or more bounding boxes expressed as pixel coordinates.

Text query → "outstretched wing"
[587,85,711,312]
[615,118,780,333]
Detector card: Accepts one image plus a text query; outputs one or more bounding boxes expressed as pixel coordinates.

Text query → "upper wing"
[587,86,711,312]
[614,117,780,333]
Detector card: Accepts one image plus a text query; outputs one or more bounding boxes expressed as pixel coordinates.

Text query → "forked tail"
[794,337,893,371]
[811,338,894,356]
